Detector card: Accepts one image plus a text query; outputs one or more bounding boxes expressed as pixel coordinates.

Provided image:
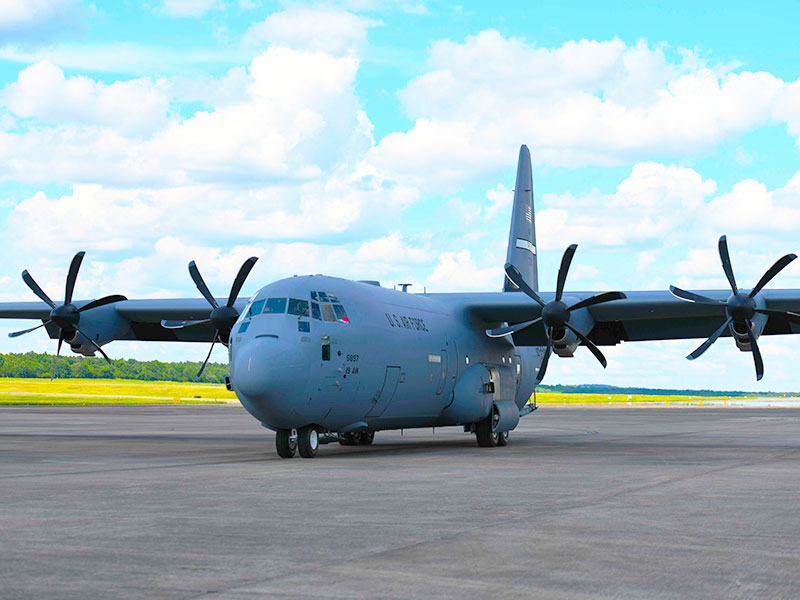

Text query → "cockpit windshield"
[247,299,265,318]
[263,297,287,314]
[288,298,310,317]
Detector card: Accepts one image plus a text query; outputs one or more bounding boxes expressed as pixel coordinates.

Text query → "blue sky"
[1,0,799,391]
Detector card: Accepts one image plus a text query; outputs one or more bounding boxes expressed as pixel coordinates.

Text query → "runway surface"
[1,405,800,600]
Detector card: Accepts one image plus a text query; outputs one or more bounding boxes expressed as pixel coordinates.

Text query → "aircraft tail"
[503,145,538,292]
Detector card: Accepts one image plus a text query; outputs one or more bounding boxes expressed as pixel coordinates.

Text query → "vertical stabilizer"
[503,145,538,292]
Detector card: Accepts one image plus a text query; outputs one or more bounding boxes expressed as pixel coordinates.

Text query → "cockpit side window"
[332,304,350,323]
[321,303,337,322]
[311,302,321,320]
[263,297,287,314]
[288,298,310,317]
[248,299,265,318]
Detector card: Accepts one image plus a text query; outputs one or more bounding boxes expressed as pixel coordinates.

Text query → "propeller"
[177,257,258,378]
[670,235,799,381]
[10,251,126,378]
[487,244,627,384]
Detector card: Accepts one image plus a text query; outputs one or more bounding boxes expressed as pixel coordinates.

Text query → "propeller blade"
[64,251,85,305]
[567,291,627,312]
[669,286,725,306]
[21,270,55,309]
[74,324,112,365]
[161,319,211,330]
[78,294,128,313]
[749,253,798,298]
[754,308,800,327]
[535,338,553,385]
[564,322,607,368]
[718,236,738,295]
[9,321,50,338]
[227,257,258,308]
[504,263,546,307]
[555,244,578,302]
[196,334,218,379]
[486,317,542,338]
[188,261,220,309]
[52,332,64,381]
[687,317,733,360]
[745,321,764,381]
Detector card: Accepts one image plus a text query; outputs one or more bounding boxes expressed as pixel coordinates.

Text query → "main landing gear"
[276,426,318,458]
[338,431,375,446]
[474,414,509,448]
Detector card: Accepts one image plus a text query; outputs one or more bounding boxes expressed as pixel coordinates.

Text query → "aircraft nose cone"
[230,336,310,429]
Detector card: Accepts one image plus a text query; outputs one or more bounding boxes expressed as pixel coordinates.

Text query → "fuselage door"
[366,366,401,417]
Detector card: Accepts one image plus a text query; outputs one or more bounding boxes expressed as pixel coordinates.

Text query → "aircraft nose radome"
[231,337,310,428]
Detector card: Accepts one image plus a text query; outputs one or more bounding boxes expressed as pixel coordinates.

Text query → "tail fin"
[503,145,538,292]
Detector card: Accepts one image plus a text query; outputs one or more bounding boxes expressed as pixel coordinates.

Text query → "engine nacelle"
[731,311,767,353]
[61,302,131,357]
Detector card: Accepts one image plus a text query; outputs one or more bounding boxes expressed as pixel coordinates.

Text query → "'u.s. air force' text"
[385,313,429,331]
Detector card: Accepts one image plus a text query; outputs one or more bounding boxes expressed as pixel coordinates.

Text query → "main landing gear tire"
[339,432,361,446]
[298,426,319,458]
[496,431,508,446]
[359,431,375,445]
[475,416,499,447]
[276,429,297,458]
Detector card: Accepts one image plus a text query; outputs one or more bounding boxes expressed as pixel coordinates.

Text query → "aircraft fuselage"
[229,275,538,434]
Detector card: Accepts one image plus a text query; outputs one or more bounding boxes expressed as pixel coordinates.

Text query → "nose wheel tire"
[475,416,499,447]
[275,429,297,458]
[298,426,319,458]
[359,431,375,445]
[496,431,508,446]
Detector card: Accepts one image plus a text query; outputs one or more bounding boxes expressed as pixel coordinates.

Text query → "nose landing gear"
[276,427,318,458]
[297,426,319,458]
[275,429,297,458]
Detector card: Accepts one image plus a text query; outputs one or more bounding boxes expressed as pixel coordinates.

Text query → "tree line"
[0,352,228,383]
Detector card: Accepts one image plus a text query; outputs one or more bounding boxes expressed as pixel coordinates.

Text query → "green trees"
[0,352,228,382]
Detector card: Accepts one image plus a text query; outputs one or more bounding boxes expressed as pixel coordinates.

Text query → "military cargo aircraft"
[3,146,800,458]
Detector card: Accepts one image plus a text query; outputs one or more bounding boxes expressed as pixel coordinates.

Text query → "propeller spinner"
[488,244,626,384]
[670,235,800,381]
[10,251,126,377]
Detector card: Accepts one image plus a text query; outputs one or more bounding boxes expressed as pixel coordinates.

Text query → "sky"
[1,0,799,392]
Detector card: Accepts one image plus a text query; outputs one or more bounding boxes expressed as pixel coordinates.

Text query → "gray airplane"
[3,145,800,458]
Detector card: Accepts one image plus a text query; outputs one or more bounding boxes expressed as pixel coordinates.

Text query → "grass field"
[533,391,757,404]
[0,378,761,406]
[0,378,236,405]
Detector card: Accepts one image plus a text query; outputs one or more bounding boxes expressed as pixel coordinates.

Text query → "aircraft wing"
[0,298,248,343]
[461,289,800,346]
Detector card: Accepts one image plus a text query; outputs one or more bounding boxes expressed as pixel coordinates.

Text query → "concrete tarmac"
[1,405,799,599]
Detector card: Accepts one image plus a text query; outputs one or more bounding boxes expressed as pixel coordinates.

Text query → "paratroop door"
[435,350,448,395]
[366,366,401,417]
